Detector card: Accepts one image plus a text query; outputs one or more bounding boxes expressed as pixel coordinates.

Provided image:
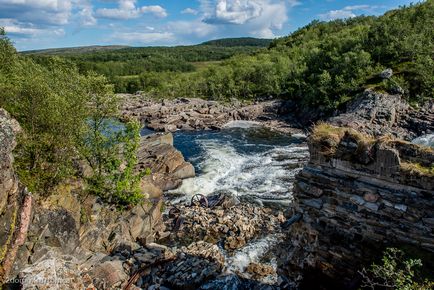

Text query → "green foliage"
[0,29,147,207]
[25,44,265,93]
[360,248,434,290]
[109,2,432,113]
[200,37,272,47]
[79,83,145,206]
[83,119,146,207]
[1,54,90,192]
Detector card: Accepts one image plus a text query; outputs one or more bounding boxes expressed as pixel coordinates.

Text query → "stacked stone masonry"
[291,127,434,282]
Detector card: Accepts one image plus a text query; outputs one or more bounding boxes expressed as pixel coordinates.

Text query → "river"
[161,121,309,284]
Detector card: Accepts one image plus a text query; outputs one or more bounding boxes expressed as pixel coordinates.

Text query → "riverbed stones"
[119,95,304,134]
[246,262,276,278]
[165,194,282,250]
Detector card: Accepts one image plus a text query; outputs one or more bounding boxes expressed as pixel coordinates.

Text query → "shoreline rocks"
[328,89,434,140]
[137,133,195,191]
[120,94,303,135]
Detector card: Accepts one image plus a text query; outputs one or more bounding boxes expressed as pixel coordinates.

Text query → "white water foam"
[169,138,309,200]
[222,120,262,129]
[412,134,434,148]
[224,234,283,284]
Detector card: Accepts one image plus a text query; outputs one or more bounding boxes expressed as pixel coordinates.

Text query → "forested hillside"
[159,1,431,113]
[93,1,431,115]
[13,2,434,114]
[22,45,129,55]
[201,37,272,47]
[25,38,268,93]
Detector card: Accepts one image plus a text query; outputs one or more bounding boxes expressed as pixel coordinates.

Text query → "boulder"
[88,259,128,289]
[379,68,393,79]
[137,133,195,191]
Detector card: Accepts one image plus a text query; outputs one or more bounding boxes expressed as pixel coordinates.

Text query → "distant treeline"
[26,2,434,114]
[25,38,270,93]
[123,1,432,113]
[201,37,272,47]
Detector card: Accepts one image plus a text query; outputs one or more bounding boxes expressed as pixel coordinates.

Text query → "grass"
[401,162,434,177]
[311,123,375,156]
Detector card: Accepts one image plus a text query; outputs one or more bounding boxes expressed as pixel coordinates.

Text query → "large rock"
[329,89,434,140]
[137,133,195,191]
[0,109,32,284]
[0,108,21,216]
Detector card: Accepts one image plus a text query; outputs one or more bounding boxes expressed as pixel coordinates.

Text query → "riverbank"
[119,94,304,136]
[2,88,433,289]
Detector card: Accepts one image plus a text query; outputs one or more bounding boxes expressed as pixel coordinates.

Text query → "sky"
[0,0,418,51]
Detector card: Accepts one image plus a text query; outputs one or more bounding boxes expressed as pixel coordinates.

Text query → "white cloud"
[168,20,217,38]
[287,0,301,8]
[0,0,73,25]
[204,0,263,25]
[319,4,380,21]
[111,31,175,44]
[141,5,167,18]
[181,8,199,15]
[0,18,65,36]
[200,0,291,38]
[96,0,167,20]
[75,0,96,26]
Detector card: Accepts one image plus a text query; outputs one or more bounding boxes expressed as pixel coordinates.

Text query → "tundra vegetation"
[26,2,433,114]
[0,28,144,206]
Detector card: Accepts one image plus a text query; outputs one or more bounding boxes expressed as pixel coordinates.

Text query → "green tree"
[80,75,144,206]
[360,248,434,290]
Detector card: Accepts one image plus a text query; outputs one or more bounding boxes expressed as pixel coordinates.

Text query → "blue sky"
[0,0,418,51]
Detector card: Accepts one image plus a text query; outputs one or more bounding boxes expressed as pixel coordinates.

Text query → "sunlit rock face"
[0,108,30,284]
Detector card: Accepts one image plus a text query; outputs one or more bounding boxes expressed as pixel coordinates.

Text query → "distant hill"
[22,39,267,93]
[200,37,272,47]
[22,45,130,55]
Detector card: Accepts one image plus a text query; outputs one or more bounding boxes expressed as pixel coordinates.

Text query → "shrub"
[360,248,434,290]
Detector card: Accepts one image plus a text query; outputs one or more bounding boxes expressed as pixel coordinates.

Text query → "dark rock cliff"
[288,125,434,287]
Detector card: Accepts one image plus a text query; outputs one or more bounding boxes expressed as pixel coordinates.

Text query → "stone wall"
[288,125,434,286]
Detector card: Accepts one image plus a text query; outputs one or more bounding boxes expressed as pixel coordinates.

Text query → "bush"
[1,30,147,207]
[79,77,145,206]
[360,248,434,290]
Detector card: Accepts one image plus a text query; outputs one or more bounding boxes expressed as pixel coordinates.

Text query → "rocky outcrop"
[7,178,166,288]
[120,95,283,132]
[329,89,434,140]
[0,109,197,288]
[137,132,195,191]
[0,109,32,284]
[287,125,434,286]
